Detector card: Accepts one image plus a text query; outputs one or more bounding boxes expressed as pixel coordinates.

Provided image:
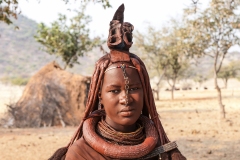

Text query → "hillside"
[0,15,109,80]
[0,15,57,78]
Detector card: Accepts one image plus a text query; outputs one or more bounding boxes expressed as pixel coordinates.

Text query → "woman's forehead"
[102,63,141,85]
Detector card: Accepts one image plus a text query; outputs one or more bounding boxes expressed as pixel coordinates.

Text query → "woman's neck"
[105,116,137,133]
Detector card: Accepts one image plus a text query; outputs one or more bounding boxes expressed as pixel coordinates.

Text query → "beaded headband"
[104,63,137,73]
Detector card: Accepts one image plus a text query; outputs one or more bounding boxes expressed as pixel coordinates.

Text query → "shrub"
[0,76,29,86]
[10,77,29,86]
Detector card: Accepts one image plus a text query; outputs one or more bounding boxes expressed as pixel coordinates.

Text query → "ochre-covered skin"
[49,3,187,160]
[62,50,187,160]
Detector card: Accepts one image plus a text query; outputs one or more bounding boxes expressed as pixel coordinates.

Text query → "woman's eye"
[129,87,139,91]
[110,90,120,93]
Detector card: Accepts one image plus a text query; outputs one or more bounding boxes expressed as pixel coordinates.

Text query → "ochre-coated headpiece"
[107,4,134,51]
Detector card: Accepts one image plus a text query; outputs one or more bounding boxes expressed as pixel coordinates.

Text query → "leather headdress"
[107,4,134,52]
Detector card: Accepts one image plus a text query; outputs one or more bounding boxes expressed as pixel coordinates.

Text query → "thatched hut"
[8,61,90,127]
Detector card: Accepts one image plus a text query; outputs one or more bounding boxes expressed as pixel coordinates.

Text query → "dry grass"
[156,96,240,160]
[0,84,239,160]
[0,83,24,115]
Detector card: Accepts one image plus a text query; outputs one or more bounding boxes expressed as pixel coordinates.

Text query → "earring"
[98,101,102,110]
[98,97,102,110]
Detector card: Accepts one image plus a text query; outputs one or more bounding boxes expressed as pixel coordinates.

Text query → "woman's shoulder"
[66,137,162,160]
[65,137,110,160]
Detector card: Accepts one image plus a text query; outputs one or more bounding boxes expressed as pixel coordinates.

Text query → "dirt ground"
[0,84,239,160]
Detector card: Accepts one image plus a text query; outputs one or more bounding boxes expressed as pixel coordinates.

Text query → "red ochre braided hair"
[49,4,186,160]
[70,50,170,145]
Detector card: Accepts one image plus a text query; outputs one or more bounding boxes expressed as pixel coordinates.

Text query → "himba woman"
[49,4,186,160]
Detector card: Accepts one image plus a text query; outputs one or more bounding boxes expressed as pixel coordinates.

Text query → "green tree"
[135,26,168,100]
[34,5,101,69]
[193,74,208,88]
[162,20,190,100]
[135,20,190,100]
[182,0,240,118]
[0,0,19,25]
[164,54,189,100]
[218,61,240,88]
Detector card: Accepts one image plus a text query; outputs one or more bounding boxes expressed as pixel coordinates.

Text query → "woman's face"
[100,63,143,132]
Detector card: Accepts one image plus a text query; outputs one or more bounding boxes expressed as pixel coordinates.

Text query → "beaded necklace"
[96,117,146,145]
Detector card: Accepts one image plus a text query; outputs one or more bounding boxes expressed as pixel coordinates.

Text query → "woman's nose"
[127,95,133,104]
[119,91,127,105]
[119,90,133,105]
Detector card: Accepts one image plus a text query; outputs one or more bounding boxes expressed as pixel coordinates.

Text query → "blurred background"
[0,0,240,160]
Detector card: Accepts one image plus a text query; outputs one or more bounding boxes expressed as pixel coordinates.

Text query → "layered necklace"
[96,117,146,145]
[82,115,159,159]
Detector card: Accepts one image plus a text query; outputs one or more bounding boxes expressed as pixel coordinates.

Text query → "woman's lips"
[120,109,134,116]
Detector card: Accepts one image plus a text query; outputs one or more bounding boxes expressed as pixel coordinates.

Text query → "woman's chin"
[119,117,139,126]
